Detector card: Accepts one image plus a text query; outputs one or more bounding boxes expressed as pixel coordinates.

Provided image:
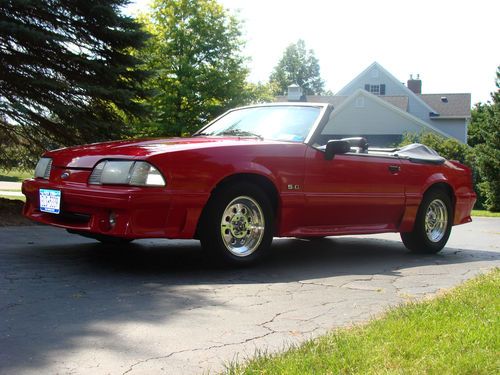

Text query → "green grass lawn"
[0,168,33,182]
[227,268,500,375]
[0,195,25,202]
[472,210,500,218]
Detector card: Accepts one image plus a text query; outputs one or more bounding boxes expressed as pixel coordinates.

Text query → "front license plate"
[39,189,61,214]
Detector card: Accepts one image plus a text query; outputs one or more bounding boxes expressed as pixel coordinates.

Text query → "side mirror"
[324,140,350,160]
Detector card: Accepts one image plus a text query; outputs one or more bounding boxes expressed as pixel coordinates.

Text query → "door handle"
[388,165,400,173]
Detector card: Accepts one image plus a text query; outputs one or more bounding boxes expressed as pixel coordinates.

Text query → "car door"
[302,146,406,233]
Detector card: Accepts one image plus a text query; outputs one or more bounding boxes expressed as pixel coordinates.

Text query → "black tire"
[401,188,453,253]
[198,182,274,265]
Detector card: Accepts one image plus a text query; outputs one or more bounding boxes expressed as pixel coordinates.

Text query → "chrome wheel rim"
[220,196,265,257]
[425,199,448,243]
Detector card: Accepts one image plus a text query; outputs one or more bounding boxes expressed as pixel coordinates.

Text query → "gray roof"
[419,93,471,118]
[275,95,347,107]
[305,96,349,107]
[276,95,408,111]
[379,96,409,111]
[276,92,470,118]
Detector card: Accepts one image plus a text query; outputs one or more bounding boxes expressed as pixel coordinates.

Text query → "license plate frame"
[39,189,61,214]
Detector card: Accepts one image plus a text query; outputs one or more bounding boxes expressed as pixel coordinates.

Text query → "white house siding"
[337,65,433,123]
[320,93,445,147]
[430,119,468,143]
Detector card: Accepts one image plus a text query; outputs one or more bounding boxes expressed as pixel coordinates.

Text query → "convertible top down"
[22,103,476,264]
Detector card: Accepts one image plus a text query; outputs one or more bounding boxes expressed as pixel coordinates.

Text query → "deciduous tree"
[269,39,324,96]
[136,0,248,137]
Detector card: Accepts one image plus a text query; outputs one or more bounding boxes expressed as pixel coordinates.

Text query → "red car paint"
[22,104,476,242]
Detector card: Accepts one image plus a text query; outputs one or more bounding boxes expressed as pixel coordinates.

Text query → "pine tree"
[472,66,500,211]
[0,0,149,167]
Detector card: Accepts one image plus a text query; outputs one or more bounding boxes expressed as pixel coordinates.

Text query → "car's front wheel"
[199,182,274,265]
[401,188,452,253]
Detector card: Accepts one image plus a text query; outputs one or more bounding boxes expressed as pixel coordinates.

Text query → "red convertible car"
[22,103,476,264]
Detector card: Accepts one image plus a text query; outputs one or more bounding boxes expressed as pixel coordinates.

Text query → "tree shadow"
[0,227,498,373]
[0,174,23,182]
[65,235,499,284]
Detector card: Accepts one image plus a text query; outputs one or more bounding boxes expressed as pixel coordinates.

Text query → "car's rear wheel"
[199,182,274,265]
[401,188,452,253]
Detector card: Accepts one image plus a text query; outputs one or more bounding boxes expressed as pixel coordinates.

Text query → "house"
[276,62,471,146]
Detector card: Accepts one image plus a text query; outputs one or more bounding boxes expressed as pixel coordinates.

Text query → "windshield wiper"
[218,129,264,140]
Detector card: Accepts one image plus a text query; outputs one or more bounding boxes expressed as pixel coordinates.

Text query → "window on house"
[370,85,380,95]
[355,97,365,108]
[364,84,386,95]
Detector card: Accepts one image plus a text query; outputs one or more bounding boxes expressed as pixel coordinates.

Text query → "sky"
[125,0,500,105]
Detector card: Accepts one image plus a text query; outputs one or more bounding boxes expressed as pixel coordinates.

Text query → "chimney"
[287,84,304,101]
[407,74,422,94]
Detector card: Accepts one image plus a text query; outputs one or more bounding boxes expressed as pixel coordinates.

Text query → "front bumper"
[22,179,208,239]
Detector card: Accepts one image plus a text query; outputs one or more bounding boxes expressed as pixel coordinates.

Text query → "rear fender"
[399,173,452,232]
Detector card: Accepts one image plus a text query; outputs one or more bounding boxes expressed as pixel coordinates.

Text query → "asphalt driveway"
[1,218,499,375]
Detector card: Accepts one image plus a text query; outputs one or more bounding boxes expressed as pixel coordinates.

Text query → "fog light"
[109,211,117,228]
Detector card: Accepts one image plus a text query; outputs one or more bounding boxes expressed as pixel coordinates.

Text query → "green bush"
[469,103,500,212]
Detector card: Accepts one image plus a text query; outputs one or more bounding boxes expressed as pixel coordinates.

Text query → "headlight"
[34,157,53,179]
[89,160,166,187]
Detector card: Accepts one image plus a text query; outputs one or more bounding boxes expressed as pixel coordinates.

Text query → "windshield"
[196,106,322,142]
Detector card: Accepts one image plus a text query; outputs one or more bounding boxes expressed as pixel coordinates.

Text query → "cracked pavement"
[0,218,499,374]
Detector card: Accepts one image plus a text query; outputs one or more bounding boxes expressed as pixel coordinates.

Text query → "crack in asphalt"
[121,331,275,375]
[121,301,351,374]
[121,301,351,375]
[257,308,299,330]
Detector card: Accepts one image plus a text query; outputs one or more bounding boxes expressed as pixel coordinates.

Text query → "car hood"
[45,137,286,168]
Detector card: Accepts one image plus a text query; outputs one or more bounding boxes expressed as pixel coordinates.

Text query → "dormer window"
[370,85,380,95]
[364,84,386,95]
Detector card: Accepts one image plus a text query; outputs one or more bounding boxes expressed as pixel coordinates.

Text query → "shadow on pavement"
[0,226,498,373]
